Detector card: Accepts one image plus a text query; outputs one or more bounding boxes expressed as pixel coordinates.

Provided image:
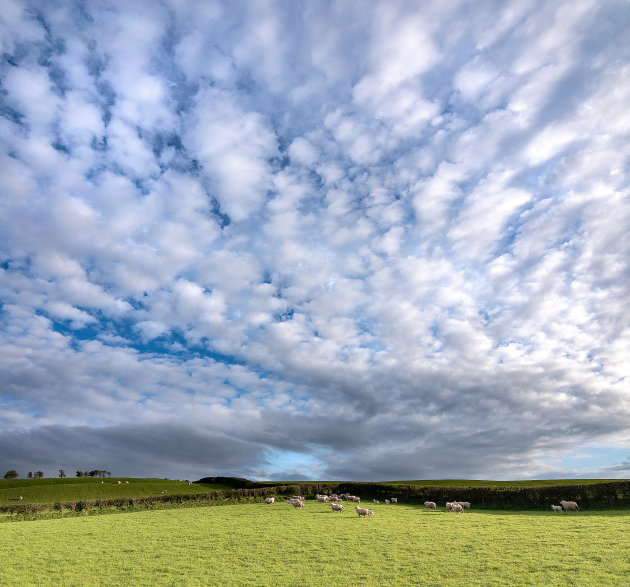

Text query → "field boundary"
[3,479,630,522]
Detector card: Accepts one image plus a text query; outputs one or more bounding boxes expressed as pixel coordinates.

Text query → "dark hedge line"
[197,478,630,510]
[0,487,277,516]
[266,480,630,509]
[4,480,629,516]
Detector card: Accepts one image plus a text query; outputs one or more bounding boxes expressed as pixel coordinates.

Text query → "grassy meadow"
[1,500,629,586]
[0,478,232,505]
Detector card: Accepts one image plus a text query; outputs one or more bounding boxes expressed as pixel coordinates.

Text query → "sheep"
[287,498,304,509]
[390,497,398,503]
[385,499,390,505]
[161,490,168,494]
[316,494,330,503]
[451,503,464,513]
[551,505,563,512]
[560,500,579,511]
[348,495,361,503]
[331,503,343,512]
[265,497,275,504]
[19,496,23,501]
[446,502,453,511]
[454,501,471,509]
[117,481,121,484]
[188,481,193,486]
[125,481,129,484]
[355,506,375,517]
[424,501,436,509]
[373,499,380,505]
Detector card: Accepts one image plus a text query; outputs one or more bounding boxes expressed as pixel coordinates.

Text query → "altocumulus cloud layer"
[1,0,630,481]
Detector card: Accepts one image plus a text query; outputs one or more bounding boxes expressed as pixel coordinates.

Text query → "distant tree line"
[76,470,112,478]
[4,469,112,479]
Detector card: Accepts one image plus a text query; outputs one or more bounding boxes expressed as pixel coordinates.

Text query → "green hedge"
[3,480,629,516]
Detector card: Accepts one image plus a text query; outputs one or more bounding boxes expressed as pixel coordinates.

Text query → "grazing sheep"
[454,501,471,509]
[424,501,436,509]
[560,500,579,511]
[265,497,275,504]
[125,481,129,484]
[188,482,193,486]
[19,496,23,501]
[349,495,361,503]
[551,505,563,512]
[355,506,375,517]
[451,503,464,513]
[331,503,343,512]
[316,494,330,503]
[117,481,121,484]
[373,499,380,505]
[161,490,167,494]
[446,502,453,511]
[287,498,304,509]
[390,497,398,503]
[385,499,390,505]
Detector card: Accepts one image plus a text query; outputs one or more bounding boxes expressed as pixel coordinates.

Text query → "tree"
[59,469,66,478]
[27,472,33,479]
[3,470,18,479]
[76,470,83,477]
[34,471,44,479]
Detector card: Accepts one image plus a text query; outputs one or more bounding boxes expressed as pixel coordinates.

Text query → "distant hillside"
[0,477,231,505]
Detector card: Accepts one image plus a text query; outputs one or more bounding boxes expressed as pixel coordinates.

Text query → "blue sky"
[1,0,629,481]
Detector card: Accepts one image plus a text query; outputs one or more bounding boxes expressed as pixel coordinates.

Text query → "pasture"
[1,500,629,585]
[0,478,231,505]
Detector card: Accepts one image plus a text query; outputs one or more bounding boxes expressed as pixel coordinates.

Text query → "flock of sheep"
[263,494,580,515]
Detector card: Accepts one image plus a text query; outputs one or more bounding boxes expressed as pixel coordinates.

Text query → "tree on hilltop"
[3,470,18,479]
[59,469,66,478]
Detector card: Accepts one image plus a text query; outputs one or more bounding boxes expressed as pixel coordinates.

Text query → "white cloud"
[1,0,629,482]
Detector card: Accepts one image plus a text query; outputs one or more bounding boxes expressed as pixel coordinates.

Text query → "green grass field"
[1,500,628,586]
[389,478,622,487]
[0,478,232,505]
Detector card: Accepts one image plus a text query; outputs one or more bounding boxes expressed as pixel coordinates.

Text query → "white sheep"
[331,503,343,512]
[373,499,380,505]
[265,497,275,504]
[161,490,167,494]
[287,498,304,509]
[390,497,398,503]
[385,499,390,505]
[349,495,361,503]
[445,502,453,511]
[451,503,464,513]
[551,505,563,511]
[454,501,470,509]
[355,506,375,517]
[316,494,330,503]
[19,496,23,501]
[424,501,436,509]
[560,500,579,511]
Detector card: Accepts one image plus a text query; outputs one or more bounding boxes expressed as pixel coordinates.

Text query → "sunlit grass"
[1,501,628,585]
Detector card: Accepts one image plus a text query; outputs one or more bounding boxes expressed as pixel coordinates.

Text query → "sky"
[1,0,629,482]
